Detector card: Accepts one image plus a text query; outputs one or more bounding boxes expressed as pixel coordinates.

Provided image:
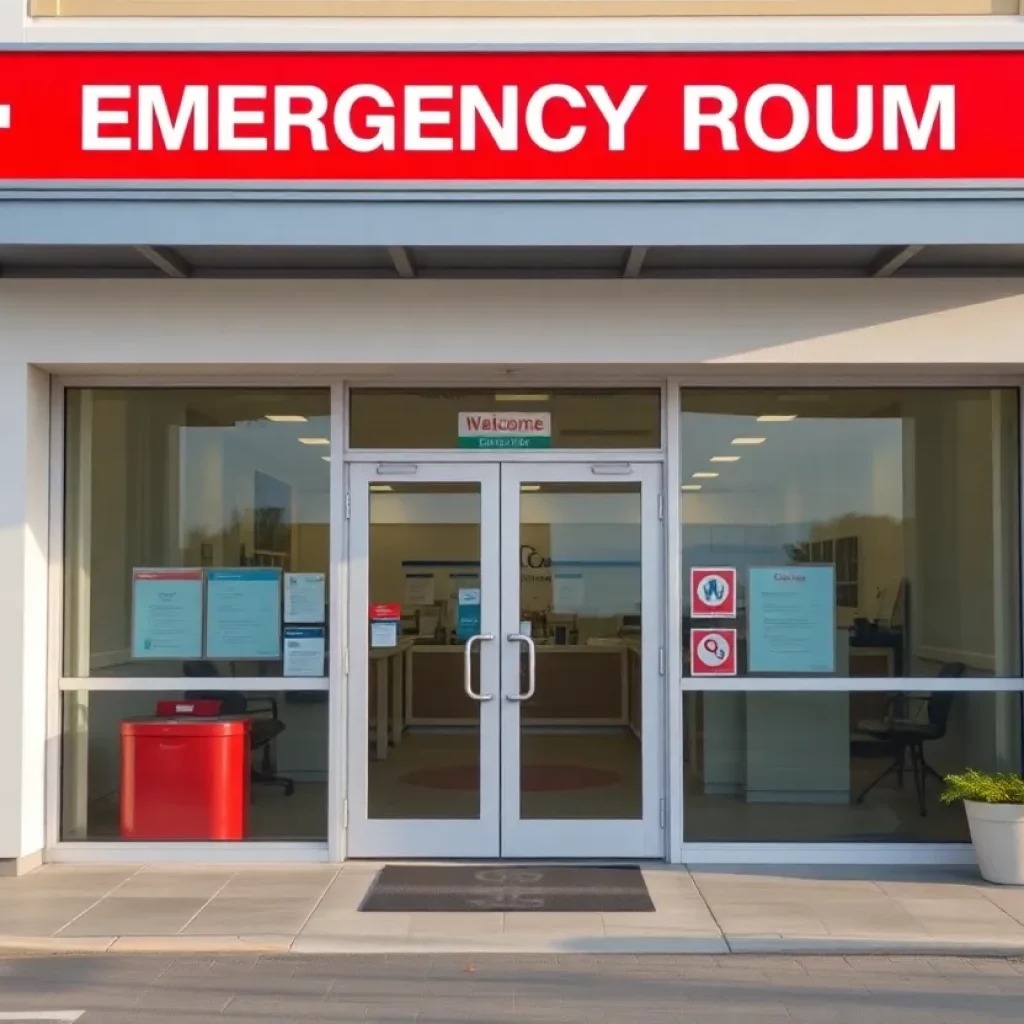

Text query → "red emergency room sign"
[0,50,1017,182]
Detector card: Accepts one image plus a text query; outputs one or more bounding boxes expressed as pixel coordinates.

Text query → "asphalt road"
[1,953,1023,1023]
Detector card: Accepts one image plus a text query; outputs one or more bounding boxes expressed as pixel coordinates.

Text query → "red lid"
[120,717,252,738]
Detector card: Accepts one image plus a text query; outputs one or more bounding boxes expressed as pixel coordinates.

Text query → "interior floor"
[684,755,969,843]
[369,728,643,820]
[75,736,969,844]
[80,781,328,842]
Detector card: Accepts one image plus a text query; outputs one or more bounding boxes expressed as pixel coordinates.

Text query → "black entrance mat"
[359,864,654,912]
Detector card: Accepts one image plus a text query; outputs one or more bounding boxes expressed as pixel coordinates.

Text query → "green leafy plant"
[941,769,1024,806]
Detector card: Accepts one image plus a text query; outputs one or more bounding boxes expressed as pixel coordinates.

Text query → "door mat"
[359,864,654,912]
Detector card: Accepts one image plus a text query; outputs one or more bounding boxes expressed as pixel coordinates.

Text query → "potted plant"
[941,770,1024,885]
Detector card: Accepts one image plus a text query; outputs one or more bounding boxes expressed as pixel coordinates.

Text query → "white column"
[0,364,50,868]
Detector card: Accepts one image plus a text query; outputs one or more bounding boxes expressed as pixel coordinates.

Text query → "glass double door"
[346,461,663,859]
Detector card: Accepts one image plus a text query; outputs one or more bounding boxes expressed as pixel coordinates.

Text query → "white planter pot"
[965,800,1024,885]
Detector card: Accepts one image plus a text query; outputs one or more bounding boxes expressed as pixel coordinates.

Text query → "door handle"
[506,633,537,702]
[463,633,495,702]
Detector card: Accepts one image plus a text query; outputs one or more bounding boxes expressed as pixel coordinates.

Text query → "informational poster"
[748,566,836,674]
[205,568,282,659]
[690,628,738,677]
[370,603,401,648]
[456,587,482,639]
[283,626,326,676]
[371,621,398,648]
[691,567,737,619]
[404,573,436,607]
[284,572,326,624]
[553,573,585,612]
[131,568,204,660]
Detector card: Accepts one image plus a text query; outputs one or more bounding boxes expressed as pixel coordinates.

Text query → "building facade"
[1,1,1023,873]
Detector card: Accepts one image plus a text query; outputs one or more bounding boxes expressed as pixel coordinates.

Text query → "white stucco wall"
[0,365,49,863]
[0,276,1021,861]
[1,278,1024,372]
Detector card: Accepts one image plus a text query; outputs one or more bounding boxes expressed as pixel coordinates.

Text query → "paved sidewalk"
[2,863,1024,955]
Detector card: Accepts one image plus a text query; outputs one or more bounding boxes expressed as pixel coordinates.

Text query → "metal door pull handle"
[506,632,536,701]
[463,634,494,701]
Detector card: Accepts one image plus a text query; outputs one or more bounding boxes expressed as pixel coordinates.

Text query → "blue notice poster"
[456,587,482,640]
[206,568,282,659]
[748,565,836,674]
[132,568,204,659]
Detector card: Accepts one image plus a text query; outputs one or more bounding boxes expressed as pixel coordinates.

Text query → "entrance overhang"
[3,189,1024,274]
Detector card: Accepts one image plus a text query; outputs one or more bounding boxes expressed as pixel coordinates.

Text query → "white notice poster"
[371,621,398,648]
[404,574,436,606]
[284,572,326,624]
[553,573,585,612]
[283,626,326,677]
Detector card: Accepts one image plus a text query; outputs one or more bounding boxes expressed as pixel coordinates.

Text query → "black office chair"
[183,662,295,797]
[854,662,964,816]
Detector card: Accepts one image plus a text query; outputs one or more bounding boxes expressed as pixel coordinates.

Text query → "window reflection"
[681,389,1021,678]
[683,690,1022,842]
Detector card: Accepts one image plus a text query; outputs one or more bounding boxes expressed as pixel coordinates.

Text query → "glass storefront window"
[63,389,331,678]
[61,690,328,841]
[681,389,1022,678]
[349,388,661,449]
[683,690,1022,842]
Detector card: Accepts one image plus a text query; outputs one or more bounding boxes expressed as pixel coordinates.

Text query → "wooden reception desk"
[369,641,642,759]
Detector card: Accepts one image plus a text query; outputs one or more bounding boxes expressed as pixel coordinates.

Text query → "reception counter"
[368,640,642,759]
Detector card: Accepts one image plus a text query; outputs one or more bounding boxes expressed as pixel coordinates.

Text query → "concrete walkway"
[2,863,1024,956]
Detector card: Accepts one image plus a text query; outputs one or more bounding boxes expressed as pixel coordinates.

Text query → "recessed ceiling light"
[265,414,309,423]
[681,484,703,491]
[692,472,719,479]
[731,437,766,445]
[710,456,741,463]
[321,455,331,462]
[757,415,798,423]
[496,394,550,402]
[370,484,392,492]
[521,484,542,492]
[298,437,330,445]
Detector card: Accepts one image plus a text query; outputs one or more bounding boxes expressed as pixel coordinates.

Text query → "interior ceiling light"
[692,472,719,479]
[298,437,330,445]
[321,455,331,462]
[265,415,309,423]
[370,484,392,492]
[681,484,703,491]
[756,415,798,422]
[731,437,766,445]
[710,456,741,462]
[521,484,542,492]
[496,394,550,402]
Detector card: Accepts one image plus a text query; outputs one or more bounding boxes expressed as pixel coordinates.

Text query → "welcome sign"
[458,412,552,449]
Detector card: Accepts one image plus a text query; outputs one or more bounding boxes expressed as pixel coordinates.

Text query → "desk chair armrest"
[244,695,280,720]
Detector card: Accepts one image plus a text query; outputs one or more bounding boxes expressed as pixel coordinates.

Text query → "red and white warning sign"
[690,628,738,677]
[690,567,737,618]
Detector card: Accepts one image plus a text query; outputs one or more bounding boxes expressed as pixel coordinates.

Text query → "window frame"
[47,377,345,858]
[676,383,1024,693]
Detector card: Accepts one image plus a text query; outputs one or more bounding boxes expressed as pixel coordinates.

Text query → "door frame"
[498,461,665,859]
[345,461,503,858]
[345,458,665,860]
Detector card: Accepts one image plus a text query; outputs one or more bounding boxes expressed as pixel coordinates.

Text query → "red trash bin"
[120,717,251,840]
